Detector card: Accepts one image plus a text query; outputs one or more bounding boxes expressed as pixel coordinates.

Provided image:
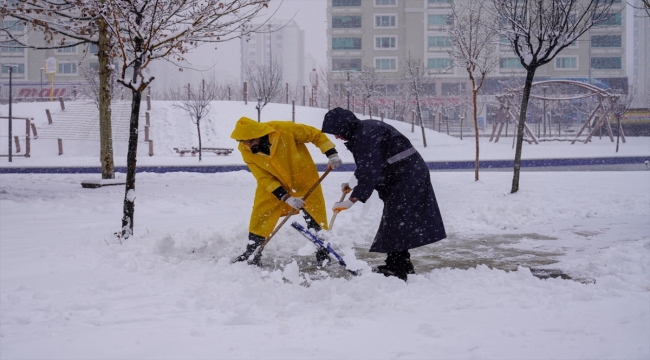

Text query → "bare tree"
[2,0,117,179]
[629,0,650,17]
[609,89,635,153]
[245,60,283,122]
[102,0,270,239]
[404,54,435,147]
[352,65,381,119]
[449,0,499,181]
[170,79,217,161]
[494,0,618,193]
[78,62,119,106]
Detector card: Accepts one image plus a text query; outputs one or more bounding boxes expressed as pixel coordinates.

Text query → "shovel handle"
[329,191,348,230]
[255,166,332,255]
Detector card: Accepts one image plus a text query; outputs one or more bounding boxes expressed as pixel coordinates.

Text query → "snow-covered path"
[1,170,648,359]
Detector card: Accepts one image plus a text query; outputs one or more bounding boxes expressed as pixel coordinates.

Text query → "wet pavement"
[263,231,589,283]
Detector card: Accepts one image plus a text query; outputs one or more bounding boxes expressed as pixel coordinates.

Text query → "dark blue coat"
[322,108,446,253]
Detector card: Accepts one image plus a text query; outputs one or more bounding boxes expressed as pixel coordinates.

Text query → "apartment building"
[326,0,629,99]
[240,20,306,89]
[1,18,103,100]
[630,0,650,108]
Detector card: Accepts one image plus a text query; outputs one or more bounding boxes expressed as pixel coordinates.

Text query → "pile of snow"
[1,169,648,358]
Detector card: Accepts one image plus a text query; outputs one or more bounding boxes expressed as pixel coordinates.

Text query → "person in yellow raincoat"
[230,117,343,266]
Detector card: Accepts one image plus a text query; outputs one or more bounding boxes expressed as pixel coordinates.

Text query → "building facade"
[240,20,306,89]
[630,0,650,108]
[326,0,629,100]
[1,18,103,100]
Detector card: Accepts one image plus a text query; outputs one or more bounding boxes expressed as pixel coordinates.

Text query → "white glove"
[341,182,352,194]
[333,199,355,212]
[284,196,305,210]
[328,153,343,170]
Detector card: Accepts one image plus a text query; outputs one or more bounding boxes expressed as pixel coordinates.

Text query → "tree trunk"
[414,93,427,148]
[121,89,142,237]
[98,14,115,179]
[197,120,202,161]
[511,68,536,194]
[616,114,621,153]
[472,86,480,182]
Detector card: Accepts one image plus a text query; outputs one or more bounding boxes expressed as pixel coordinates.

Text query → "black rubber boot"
[232,233,265,266]
[315,248,330,266]
[302,209,329,265]
[373,250,415,281]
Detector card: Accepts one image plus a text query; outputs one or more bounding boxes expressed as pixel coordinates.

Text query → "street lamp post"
[345,72,351,110]
[40,68,44,100]
[542,86,548,137]
[2,65,16,162]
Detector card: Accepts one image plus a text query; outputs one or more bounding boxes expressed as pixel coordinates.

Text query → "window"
[421,83,436,95]
[332,16,362,28]
[375,58,397,70]
[333,38,362,50]
[1,63,25,74]
[88,44,99,54]
[375,36,397,49]
[428,58,452,69]
[591,57,621,69]
[428,14,453,26]
[332,0,361,6]
[375,0,396,5]
[555,57,577,69]
[375,15,397,28]
[499,36,512,47]
[332,58,362,71]
[56,46,78,54]
[89,62,100,71]
[2,20,24,32]
[441,83,466,95]
[58,62,78,74]
[428,36,452,47]
[595,13,621,26]
[1,41,24,54]
[500,58,523,68]
[428,0,452,3]
[591,35,621,47]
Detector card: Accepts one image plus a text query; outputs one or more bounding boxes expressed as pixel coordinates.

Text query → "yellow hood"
[230,117,275,141]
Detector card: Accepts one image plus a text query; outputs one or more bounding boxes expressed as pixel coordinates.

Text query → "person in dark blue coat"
[322,107,446,281]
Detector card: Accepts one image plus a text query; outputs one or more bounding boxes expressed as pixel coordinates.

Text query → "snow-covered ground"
[1,100,649,359]
[1,100,648,167]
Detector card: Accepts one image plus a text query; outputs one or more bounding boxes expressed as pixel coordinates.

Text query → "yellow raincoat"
[231,117,336,238]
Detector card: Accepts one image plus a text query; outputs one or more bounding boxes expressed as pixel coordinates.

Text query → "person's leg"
[232,233,266,266]
[302,209,330,266]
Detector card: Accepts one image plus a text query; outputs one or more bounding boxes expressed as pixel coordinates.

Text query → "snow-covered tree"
[494,0,618,193]
[449,0,499,181]
[170,78,217,161]
[245,60,283,122]
[629,0,650,17]
[403,54,435,147]
[609,89,635,153]
[2,0,117,179]
[102,0,270,238]
[352,65,381,119]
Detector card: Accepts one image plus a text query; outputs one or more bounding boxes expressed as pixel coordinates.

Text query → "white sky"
[183,0,328,83]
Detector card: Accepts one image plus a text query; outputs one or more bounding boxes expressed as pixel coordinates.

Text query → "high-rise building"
[630,0,650,108]
[326,0,629,96]
[240,20,306,88]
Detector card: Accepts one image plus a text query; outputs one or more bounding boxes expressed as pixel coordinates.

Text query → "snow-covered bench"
[173,147,233,156]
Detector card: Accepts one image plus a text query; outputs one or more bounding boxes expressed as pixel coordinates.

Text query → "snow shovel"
[290,221,359,276]
[246,165,332,264]
[329,190,349,230]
